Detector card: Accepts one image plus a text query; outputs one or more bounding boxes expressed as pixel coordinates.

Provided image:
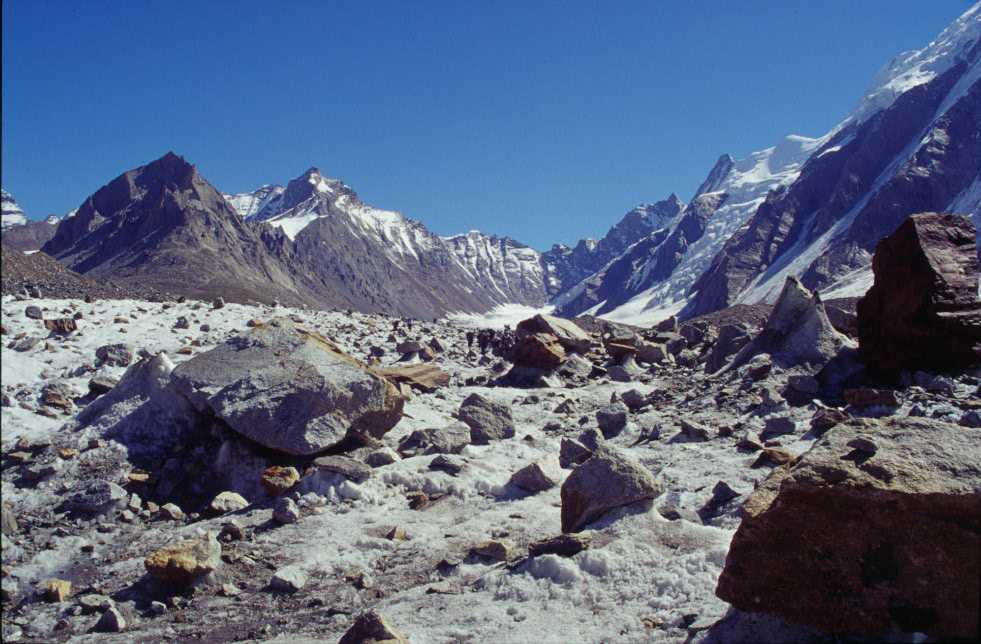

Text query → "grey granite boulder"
[457,393,515,444]
[171,320,403,455]
[560,446,661,532]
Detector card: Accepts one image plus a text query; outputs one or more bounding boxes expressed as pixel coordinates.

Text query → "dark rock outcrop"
[857,213,981,373]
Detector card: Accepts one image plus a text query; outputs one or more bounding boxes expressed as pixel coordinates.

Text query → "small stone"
[209,491,249,515]
[339,610,408,644]
[78,593,113,614]
[508,455,563,493]
[95,343,133,366]
[220,582,241,597]
[261,466,299,497]
[365,447,400,467]
[469,539,512,562]
[220,519,245,541]
[596,402,629,438]
[57,448,79,460]
[159,503,184,521]
[559,437,593,468]
[846,436,877,454]
[144,533,222,586]
[761,416,796,440]
[385,526,408,541]
[311,455,372,483]
[528,533,592,558]
[43,579,71,602]
[273,497,300,525]
[406,491,429,509]
[94,606,126,632]
[148,600,167,615]
[270,566,306,592]
[680,419,711,441]
[25,305,43,319]
[429,454,465,476]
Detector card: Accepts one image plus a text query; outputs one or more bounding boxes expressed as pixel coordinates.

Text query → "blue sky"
[1,1,972,248]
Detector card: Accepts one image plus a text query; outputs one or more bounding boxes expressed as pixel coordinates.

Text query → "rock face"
[560,446,661,533]
[729,276,853,371]
[857,213,981,373]
[172,320,403,455]
[716,417,981,640]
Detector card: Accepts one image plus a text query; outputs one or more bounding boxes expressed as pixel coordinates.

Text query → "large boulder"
[716,417,981,640]
[857,213,981,373]
[516,314,593,354]
[560,446,661,533]
[729,277,853,371]
[508,333,566,369]
[171,321,403,455]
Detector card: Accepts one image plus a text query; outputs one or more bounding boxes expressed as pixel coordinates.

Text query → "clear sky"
[1,1,973,248]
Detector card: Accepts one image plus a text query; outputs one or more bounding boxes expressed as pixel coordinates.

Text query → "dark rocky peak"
[693,154,734,198]
[43,152,240,260]
[275,167,356,214]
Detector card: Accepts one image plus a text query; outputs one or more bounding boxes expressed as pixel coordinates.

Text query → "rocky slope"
[1,245,167,301]
[1,215,60,253]
[2,213,978,642]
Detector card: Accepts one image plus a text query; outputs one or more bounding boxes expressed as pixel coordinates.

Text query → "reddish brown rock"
[717,417,981,640]
[857,213,981,373]
[508,333,566,370]
[43,318,77,334]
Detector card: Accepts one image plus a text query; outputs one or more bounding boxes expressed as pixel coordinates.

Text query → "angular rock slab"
[857,213,981,373]
[716,417,981,640]
[516,314,593,353]
[171,321,403,455]
[560,446,661,533]
[730,276,853,371]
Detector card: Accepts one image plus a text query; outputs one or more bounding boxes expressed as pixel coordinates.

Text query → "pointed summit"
[693,154,734,198]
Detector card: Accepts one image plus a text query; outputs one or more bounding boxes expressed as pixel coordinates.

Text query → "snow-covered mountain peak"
[848,1,980,127]
[2,189,28,229]
[223,184,285,218]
